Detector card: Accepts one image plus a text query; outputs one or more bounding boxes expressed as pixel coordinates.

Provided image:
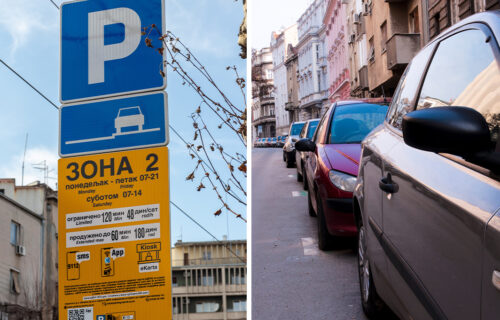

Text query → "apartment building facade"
[284,44,301,123]
[271,25,298,135]
[0,180,59,320]
[297,0,330,120]
[364,0,426,97]
[428,0,500,39]
[252,48,276,138]
[171,240,247,320]
[324,0,351,102]
[346,0,370,98]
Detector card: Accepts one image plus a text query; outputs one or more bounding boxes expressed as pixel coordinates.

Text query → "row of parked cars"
[280,12,500,320]
[254,136,288,148]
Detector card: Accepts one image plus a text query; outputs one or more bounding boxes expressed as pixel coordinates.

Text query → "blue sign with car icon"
[59,91,168,157]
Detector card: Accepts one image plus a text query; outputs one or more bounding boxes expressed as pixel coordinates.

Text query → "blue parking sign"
[60,0,165,103]
[59,91,168,157]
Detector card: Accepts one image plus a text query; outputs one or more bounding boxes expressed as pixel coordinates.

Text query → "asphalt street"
[252,147,368,320]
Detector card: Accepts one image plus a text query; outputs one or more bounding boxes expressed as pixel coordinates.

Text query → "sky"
[0,0,246,243]
[251,0,312,50]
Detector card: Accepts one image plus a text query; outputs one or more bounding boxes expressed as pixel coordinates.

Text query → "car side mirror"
[295,139,316,152]
[402,107,500,172]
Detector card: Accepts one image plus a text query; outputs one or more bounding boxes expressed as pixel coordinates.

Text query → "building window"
[10,221,20,245]
[10,269,20,294]
[202,251,211,260]
[380,21,387,53]
[0,189,4,194]
[172,276,177,287]
[315,44,320,60]
[368,37,375,62]
[409,7,420,34]
[433,13,440,37]
[183,253,189,266]
[195,302,219,313]
[231,300,247,312]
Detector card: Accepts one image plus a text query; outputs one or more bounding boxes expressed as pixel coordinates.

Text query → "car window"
[290,123,305,136]
[386,44,433,130]
[417,28,500,146]
[306,120,319,139]
[299,123,307,138]
[118,107,141,117]
[329,104,388,144]
[313,107,331,144]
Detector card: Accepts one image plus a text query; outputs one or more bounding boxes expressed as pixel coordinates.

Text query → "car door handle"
[379,173,399,194]
[493,270,500,291]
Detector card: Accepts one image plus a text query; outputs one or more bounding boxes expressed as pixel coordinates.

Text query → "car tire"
[307,187,315,217]
[358,219,387,318]
[316,193,334,250]
[286,153,294,168]
[297,165,303,182]
[302,169,308,191]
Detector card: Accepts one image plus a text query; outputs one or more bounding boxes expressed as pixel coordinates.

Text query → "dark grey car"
[353,12,500,320]
[295,118,320,187]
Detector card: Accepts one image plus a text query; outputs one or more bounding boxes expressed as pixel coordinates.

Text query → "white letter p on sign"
[88,8,141,84]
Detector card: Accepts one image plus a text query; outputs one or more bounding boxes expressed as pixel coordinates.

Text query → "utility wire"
[48,0,59,10]
[0,59,59,110]
[171,201,246,263]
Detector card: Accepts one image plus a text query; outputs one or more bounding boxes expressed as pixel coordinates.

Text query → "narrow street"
[252,148,368,320]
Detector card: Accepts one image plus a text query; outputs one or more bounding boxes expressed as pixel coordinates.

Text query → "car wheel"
[297,164,303,182]
[302,169,308,191]
[307,187,315,217]
[316,193,334,250]
[286,153,294,168]
[358,219,387,318]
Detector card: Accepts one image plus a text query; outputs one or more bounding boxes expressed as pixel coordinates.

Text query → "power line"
[48,0,59,10]
[0,58,58,110]
[171,201,246,263]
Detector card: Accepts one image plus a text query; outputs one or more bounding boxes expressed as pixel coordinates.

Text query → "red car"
[295,101,387,250]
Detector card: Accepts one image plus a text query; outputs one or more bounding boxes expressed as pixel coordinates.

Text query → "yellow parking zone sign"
[58,147,171,319]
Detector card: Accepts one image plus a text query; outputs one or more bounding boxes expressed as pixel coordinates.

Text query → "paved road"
[252,148,368,320]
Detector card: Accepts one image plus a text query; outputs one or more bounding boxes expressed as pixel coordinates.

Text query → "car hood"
[323,144,361,176]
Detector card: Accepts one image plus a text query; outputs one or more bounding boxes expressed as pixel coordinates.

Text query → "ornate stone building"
[271,25,298,135]
[297,0,330,120]
[251,48,276,138]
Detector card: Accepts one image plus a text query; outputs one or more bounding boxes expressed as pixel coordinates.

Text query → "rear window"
[118,107,141,117]
[306,120,319,139]
[329,104,388,144]
[290,123,305,136]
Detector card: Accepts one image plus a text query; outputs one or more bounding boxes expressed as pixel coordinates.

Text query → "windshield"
[329,104,388,144]
[290,123,305,136]
[118,107,141,117]
[306,120,319,139]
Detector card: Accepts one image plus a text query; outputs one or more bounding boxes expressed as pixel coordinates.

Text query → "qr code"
[68,307,93,320]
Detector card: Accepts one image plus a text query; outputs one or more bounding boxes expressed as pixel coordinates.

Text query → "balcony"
[172,257,246,267]
[173,311,246,320]
[358,65,368,89]
[386,33,420,70]
[253,115,276,126]
[285,101,299,111]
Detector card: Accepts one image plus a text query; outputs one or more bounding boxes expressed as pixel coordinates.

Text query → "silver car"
[354,12,500,320]
[283,121,306,168]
